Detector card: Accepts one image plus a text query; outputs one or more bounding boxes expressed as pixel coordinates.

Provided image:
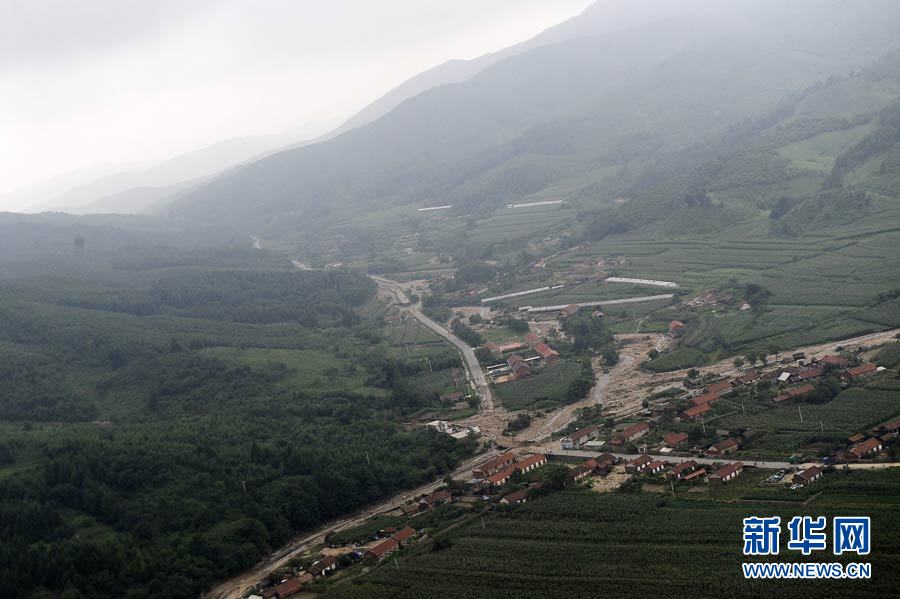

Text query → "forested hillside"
[0,219,474,599]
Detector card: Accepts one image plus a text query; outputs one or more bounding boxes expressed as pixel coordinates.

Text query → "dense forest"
[0,238,474,599]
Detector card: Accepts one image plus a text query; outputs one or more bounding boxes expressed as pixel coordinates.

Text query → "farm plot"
[323,472,900,599]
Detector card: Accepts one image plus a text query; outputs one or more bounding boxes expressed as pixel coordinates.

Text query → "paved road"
[373,276,495,414]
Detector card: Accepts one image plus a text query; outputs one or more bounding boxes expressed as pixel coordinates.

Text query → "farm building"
[709,462,744,484]
[706,437,741,456]
[706,380,732,395]
[794,366,825,382]
[515,454,548,474]
[732,371,760,386]
[612,422,650,445]
[794,466,824,487]
[507,354,532,378]
[365,538,400,560]
[486,468,516,486]
[820,355,850,367]
[848,432,866,444]
[690,392,721,407]
[420,489,452,509]
[273,577,304,599]
[500,489,529,504]
[594,453,616,469]
[668,460,699,480]
[663,432,688,446]
[773,384,815,403]
[570,459,599,482]
[533,342,560,363]
[645,460,666,475]
[849,437,883,459]
[681,403,712,420]
[474,452,517,478]
[309,555,338,577]
[561,425,600,449]
[682,467,707,481]
[392,527,417,546]
[625,454,653,473]
[843,363,878,380]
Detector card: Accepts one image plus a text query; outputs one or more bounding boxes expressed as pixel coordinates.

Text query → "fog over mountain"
[1,0,590,212]
[163,0,900,236]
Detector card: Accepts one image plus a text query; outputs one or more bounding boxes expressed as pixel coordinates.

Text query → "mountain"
[164,0,900,237]
[29,120,336,215]
[332,0,712,136]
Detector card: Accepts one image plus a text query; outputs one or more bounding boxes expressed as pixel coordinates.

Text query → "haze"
[0,0,591,211]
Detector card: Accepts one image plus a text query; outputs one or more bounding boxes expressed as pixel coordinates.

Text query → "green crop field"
[323,469,900,599]
[493,360,585,411]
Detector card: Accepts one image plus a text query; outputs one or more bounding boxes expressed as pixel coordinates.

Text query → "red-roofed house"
[274,578,304,599]
[561,425,600,449]
[486,468,516,486]
[706,380,732,395]
[690,392,721,407]
[682,467,707,481]
[733,371,760,386]
[474,452,517,479]
[663,432,688,446]
[515,454,548,474]
[392,527,417,546]
[534,342,560,364]
[709,462,744,484]
[309,555,338,577]
[821,355,850,367]
[474,452,517,478]
[706,437,741,456]
[795,367,825,381]
[594,453,616,469]
[500,488,529,504]
[849,437,883,459]
[773,384,815,403]
[625,454,653,473]
[420,489,452,509]
[668,460,698,480]
[794,466,823,487]
[614,422,650,445]
[365,538,399,560]
[844,363,878,380]
[507,354,532,378]
[646,460,666,475]
[681,403,712,420]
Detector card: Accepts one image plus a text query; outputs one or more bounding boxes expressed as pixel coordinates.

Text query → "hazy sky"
[0,0,592,209]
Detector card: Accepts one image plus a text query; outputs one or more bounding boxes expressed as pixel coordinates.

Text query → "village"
[226,271,900,599]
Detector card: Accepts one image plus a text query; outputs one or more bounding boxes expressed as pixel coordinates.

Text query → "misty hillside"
[31,124,333,215]
[332,0,711,135]
[164,0,900,237]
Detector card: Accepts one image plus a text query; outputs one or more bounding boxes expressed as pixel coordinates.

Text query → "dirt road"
[203,448,500,599]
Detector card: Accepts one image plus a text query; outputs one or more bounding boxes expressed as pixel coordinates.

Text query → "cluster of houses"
[844,418,899,461]
[473,451,549,487]
[678,355,883,421]
[486,332,560,384]
[254,522,424,598]
[624,454,745,485]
